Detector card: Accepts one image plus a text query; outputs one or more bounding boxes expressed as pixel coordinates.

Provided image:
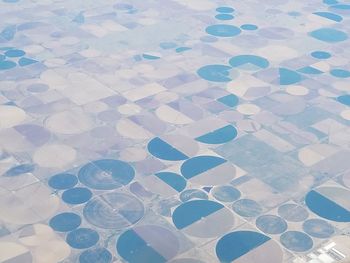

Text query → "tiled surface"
[0,0,350,262]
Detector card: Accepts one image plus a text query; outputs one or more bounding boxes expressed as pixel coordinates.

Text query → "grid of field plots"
[1,0,350,262]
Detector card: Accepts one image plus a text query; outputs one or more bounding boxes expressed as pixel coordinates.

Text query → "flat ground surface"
[0,0,350,262]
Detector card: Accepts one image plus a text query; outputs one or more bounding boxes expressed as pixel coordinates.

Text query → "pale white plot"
[45,109,94,134]
[156,105,193,124]
[237,104,261,115]
[285,85,309,96]
[59,73,115,105]
[123,83,166,101]
[0,105,26,129]
[0,183,59,224]
[116,119,153,139]
[33,144,76,168]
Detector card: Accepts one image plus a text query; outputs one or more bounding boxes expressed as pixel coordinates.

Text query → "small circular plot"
[280,231,313,252]
[256,215,288,234]
[216,231,283,263]
[215,14,234,20]
[216,7,235,13]
[305,187,350,222]
[311,51,331,59]
[62,187,92,205]
[78,159,135,190]
[197,64,233,82]
[79,247,112,263]
[117,225,180,263]
[49,212,81,232]
[241,24,258,30]
[181,155,235,186]
[206,24,241,37]
[212,185,241,202]
[331,69,350,78]
[66,228,99,249]
[172,200,234,238]
[309,28,348,43]
[83,192,144,229]
[237,104,261,115]
[232,199,262,217]
[303,219,334,238]
[5,49,25,57]
[278,203,309,222]
[48,173,78,190]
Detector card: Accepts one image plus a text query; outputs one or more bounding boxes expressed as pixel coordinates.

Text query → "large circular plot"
[305,187,350,222]
[172,200,234,238]
[181,156,235,186]
[78,159,135,190]
[117,225,180,263]
[216,231,283,263]
[83,192,144,229]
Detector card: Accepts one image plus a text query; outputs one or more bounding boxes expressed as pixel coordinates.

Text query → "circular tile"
[83,192,144,229]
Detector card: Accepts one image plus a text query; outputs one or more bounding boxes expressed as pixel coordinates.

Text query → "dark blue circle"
[62,187,92,204]
[49,212,81,232]
[79,247,112,263]
[232,199,262,217]
[48,173,78,190]
[280,231,313,252]
[5,49,25,57]
[216,6,235,13]
[78,159,135,190]
[311,51,331,59]
[66,228,99,249]
[278,203,309,222]
[241,24,258,30]
[212,185,240,202]
[256,215,288,234]
[215,14,234,20]
[302,219,334,238]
